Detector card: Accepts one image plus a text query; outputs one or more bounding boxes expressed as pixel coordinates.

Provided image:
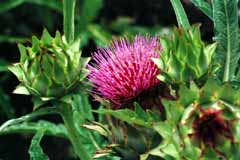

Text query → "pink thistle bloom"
[88,36,162,108]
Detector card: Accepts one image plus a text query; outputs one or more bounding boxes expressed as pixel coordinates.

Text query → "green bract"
[9,29,90,100]
[157,79,240,159]
[152,25,217,84]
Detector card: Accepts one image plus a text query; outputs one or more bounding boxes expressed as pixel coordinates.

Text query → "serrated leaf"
[29,130,49,160]
[94,108,151,127]
[191,0,213,20]
[212,0,239,81]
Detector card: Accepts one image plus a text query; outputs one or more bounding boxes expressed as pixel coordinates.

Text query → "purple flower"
[88,36,162,108]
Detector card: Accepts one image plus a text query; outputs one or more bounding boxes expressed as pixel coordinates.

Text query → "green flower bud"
[9,29,90,100]
[152,24,217,85]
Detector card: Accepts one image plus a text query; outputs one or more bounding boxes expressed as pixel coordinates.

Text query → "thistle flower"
[191,108,233,148]
[88,36,169,109]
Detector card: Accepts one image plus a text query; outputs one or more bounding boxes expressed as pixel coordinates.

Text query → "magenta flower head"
[88,35,169,109]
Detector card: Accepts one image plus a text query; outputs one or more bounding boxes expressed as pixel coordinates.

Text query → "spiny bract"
[9,29,90,100]
[152,25,217,84]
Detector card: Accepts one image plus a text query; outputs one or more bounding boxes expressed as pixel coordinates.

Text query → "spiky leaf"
[212,0,239,81]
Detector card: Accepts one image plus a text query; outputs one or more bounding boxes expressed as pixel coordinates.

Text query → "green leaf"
[0,87,15,118]
[212,0,239,81]
[87,24,112,47]
[0,120,67,138]
[134,102,148,121]
[78,0,103,29]
[72,94,94,121]
[153,122,173,139]
[0,59,9,72]
[191,0,213,20]
[8,64,24,81]
[18,44,28,63]
[170,0,190,29]
[0,0,25,13]
[41,29,52,46]
[178,84,199,107]
[0,0,62,13]
[0,35,27,43]
[29,130,49,160]
[26,0,62,12]
[94,108,151,127]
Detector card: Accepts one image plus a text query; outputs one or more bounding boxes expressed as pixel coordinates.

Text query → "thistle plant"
[1,0,240,160]
[85,1,240,160]
[7,28,92,160]
[87,36,170,159]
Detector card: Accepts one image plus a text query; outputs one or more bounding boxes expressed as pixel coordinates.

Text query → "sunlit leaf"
[191,0,213,20]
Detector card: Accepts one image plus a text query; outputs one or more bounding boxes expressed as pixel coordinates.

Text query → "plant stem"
[170,0,190,30]
[59,104,91,160]
[63,0,76,43]
[0,106,58,131]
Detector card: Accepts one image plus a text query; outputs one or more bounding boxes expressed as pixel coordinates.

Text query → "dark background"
[0,0,212,159]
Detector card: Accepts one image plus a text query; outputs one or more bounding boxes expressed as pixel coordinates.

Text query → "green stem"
[0,106,58,131]
[63,0,76,43]
[59,104,91,160]
[170,0,190,30]
[222,0,230,82]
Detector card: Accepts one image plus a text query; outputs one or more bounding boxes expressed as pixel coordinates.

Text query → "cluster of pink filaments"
[88,36,161,106]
